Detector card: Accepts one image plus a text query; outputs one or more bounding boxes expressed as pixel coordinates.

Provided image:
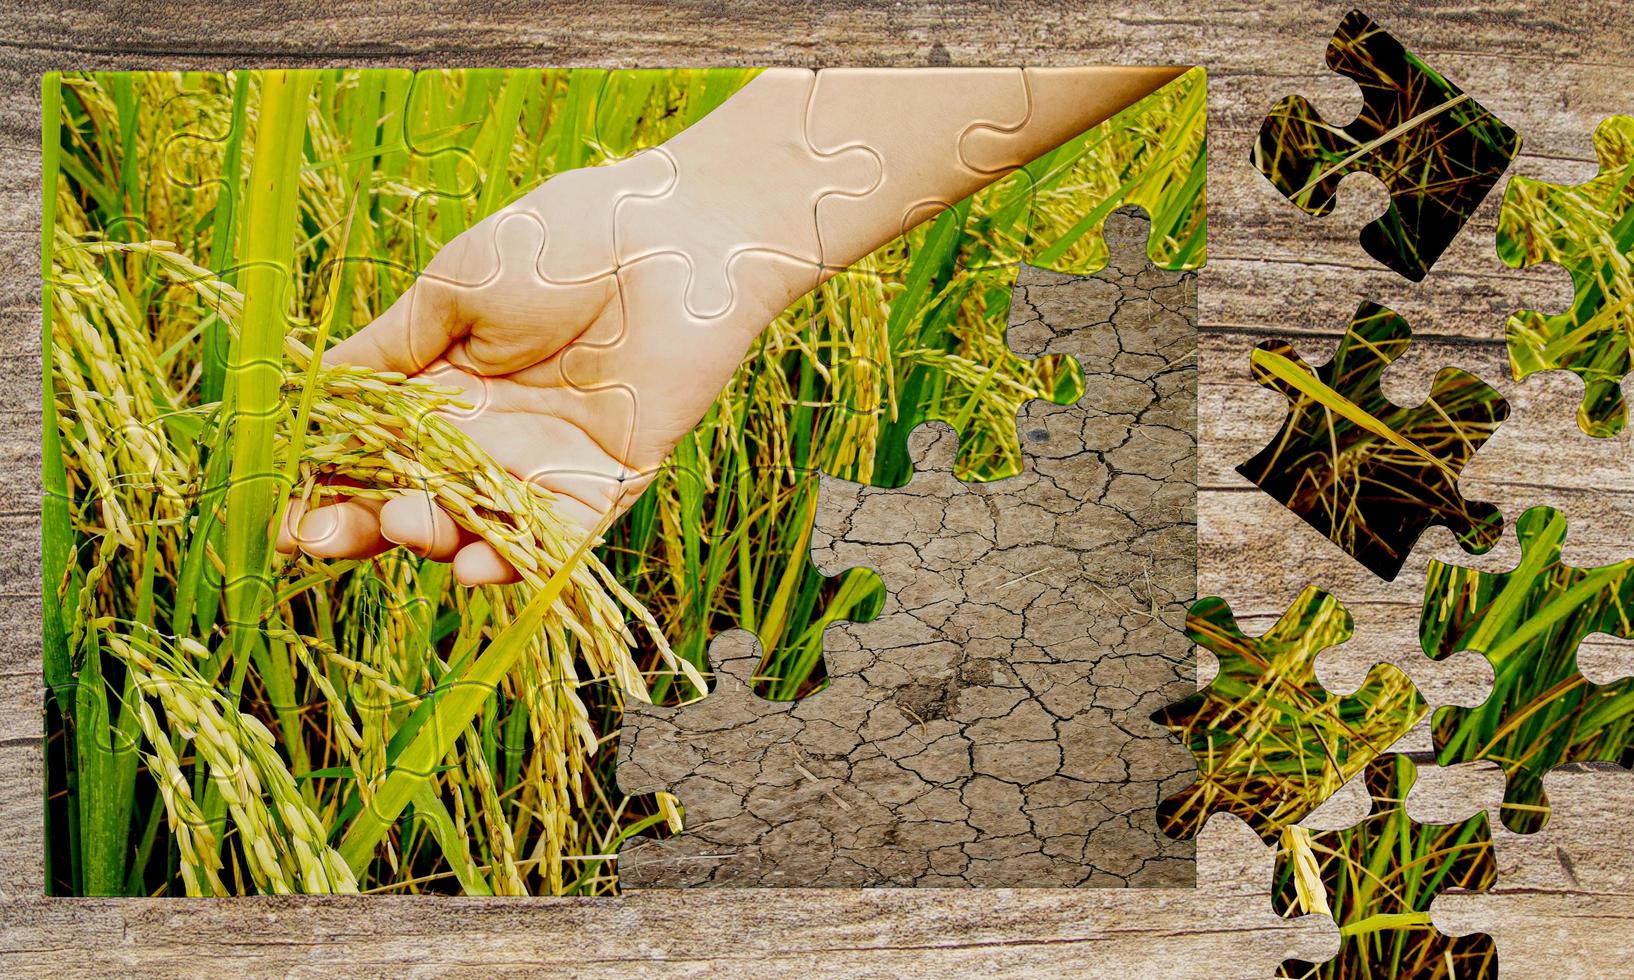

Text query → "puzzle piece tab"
[1152,587,1427,844]
[1497,115,1634,437]
[616,69,878,319]
[1272,754,1497,980]
[1237,301,1510,581]
[1253,9,1520,281]
[1421,505,1634,834]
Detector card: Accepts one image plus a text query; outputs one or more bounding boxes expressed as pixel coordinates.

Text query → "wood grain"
[2,1,1632,975]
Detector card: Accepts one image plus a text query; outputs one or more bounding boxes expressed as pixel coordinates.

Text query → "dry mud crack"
[618,211,1200,887]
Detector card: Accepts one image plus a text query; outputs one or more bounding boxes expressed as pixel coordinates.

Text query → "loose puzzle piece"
[1253,9,1520,281]
[619,228,1202,886]
[1236,301,1511,581]
[1420,505,1634,834]
[1272,754,1498,980]
[1497,114,1634,437]
[1151,587,1427,844]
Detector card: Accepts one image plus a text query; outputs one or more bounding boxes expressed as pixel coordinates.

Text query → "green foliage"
[1152,587,1426,843]
[1272,755,1497,979]
[1421,505,1634,834]
[45,67,1207,895]
[1236,303,1509,581]
[1497,114,1634,437]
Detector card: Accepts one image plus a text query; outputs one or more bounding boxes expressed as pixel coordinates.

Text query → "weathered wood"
[2,0,1632,975]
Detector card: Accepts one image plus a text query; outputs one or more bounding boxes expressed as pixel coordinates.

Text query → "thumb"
[325,274,463,376]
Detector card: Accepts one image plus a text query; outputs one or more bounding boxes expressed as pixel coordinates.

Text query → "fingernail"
[297,508,342,548]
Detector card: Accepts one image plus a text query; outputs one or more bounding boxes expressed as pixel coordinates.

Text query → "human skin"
[277,67,1184,584]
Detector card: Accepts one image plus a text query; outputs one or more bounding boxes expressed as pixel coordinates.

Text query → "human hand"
[277,151,814,585]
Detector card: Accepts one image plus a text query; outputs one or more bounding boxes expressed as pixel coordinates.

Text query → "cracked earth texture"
[617,211,1198,887]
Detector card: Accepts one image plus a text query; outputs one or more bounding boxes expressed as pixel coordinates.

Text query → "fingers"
[282,492,524,586]
[278,497,392,560]
[370,492,530,587]
[379,493,466,562]
[380,499,522,587]
[452,541,523,586]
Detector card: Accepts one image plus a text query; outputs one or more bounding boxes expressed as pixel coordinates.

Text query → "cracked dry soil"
[618,210,1199,887]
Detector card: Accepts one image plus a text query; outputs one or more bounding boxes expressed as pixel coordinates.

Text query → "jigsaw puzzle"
[620,224,1199,885]
[44,66,1205,897]
[1253,8,1520,281]
[1420,505,1634,835]
[1271,754,1498,980]
[1235,301,1511,580]
[1151,587,1426,844]
[28,8,1634,979]
[1497,114,1634,438]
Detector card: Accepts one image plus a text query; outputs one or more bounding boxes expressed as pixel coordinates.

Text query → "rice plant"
[1152,587,1426,843]
[44,67,1205,895]
[1272,755,1497,979]
[1496,113,1634,438]
[1420,505,1634,835]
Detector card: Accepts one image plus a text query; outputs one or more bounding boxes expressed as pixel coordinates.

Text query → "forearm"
[803,66,1186,266]
[616,66,1186,300]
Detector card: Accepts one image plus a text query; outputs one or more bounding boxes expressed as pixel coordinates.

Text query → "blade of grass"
[41,73,74,718]
[409,782,492,895]
[40,71,81,895]
[200,74,249,404]
[222,69,314,673]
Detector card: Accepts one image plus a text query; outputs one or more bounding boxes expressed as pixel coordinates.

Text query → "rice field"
[43,67,1205,896]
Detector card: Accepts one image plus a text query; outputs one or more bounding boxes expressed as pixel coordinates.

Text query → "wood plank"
[0,0,1630,974]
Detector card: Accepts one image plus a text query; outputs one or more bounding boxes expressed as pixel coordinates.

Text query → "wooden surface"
[2,1,1632,975]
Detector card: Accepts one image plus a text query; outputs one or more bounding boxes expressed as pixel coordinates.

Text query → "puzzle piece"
[1272,754,1498,980]
[591,68,758,162]
[402,68,502,198]
[1420,505,1634,834]
[1152,587,1427,844]
[801,203,1088,487]
[1237,301,1511,581]
[805,67,1026,272]
[1497,114,1634,437]
[602,456,888,704]
[611,69,876,318]
[815,67,1206,279]
[1253,9,1520,281]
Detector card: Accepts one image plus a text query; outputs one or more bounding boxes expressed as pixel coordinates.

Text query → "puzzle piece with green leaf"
[1497,114,1634,438]
[1421,505,1634,834]
[1272,754,1498,980]
[1236,302,1510,581]
[1151,586,1427,844]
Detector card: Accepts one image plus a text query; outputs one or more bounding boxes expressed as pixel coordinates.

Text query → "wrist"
[613,69,878,313]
